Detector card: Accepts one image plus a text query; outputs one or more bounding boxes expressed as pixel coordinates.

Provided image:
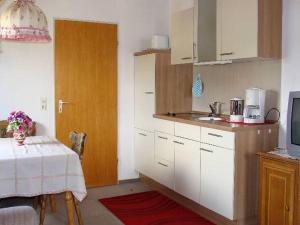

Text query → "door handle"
[58,99,70,113]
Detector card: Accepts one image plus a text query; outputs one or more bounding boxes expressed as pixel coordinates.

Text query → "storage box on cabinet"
[201,127,235,149]
[200,143,235,220]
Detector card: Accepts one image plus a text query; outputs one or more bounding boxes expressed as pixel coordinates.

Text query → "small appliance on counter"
[151,35,169,49]
[244,88,266,124]
[230,98,244,122]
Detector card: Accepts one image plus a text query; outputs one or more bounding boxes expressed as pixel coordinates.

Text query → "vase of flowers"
[7,111,33,146]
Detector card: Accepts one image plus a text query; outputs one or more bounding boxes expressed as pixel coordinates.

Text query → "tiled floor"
[46,181,151,225]
[0,181,151,225]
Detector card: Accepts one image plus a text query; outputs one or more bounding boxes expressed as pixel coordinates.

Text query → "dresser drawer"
[201,127,235,149]
[174,122,201,141]
[154,119,174,135]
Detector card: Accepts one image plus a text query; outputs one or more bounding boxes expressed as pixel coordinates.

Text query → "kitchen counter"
[154,113,279,132]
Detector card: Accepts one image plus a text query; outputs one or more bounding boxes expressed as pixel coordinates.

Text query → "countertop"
[154,113,279,132]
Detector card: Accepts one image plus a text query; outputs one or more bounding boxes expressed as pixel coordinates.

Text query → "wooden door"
[217,0,258,60]
[259,159,296,225]
[55,20,118,187]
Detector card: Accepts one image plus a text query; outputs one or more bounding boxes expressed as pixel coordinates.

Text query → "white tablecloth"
[0,136,87,201]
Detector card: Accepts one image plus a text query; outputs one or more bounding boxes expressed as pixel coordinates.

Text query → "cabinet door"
[200,143,235,220]
[153,160,175,190]
[155,132,174,162]
[134,129,155,178]
[174,138,200,202]
[259,159,296,225]
[217,0,258,60]
[134,54,156,131]
[171,7,194,65]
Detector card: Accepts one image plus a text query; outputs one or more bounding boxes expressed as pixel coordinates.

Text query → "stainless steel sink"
[196,117,223,121]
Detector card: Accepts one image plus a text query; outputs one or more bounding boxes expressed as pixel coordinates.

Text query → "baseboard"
[118,178,140,184]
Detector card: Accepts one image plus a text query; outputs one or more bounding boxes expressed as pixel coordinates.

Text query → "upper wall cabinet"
[170,0,282,64]
[171,7,194,64]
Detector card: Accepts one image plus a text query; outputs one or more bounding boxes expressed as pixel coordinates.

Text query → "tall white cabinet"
[134,54,156,132]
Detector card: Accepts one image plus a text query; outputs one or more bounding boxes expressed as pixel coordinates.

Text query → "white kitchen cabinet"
[175,122,201,142]
[171,7,194,65]
[174,137,201,202]
[200,143,235,220]
[172,0,282,64]
[134,129,155,178]
[154,119,174,135]
[201,127,235,149]
[171,0,194,14]
[217,0,258,60]
[134,54,156,131]
[155,132,174,162]
[153,160,175,190]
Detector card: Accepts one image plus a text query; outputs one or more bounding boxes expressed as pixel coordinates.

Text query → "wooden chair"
[40,131,87,225]
[0,206,38,225]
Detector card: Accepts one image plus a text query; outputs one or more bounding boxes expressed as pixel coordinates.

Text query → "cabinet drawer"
[134,129,155,178]
[201,127,235,149]
[175,122,201,141]
[155,132,174,162]
[154,119,175,135]
[154,160,174,190]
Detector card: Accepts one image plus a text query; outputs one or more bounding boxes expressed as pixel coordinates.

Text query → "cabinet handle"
[220,52,234,56]
[144,91,154,95]
[193,43,197,61]
[208,133,223,138]
[200,148,213,153]
[173,141,184,145]
[158,136,168,140]
[181,57,192,60]
[138,133,147,137]
[158,162,168,167]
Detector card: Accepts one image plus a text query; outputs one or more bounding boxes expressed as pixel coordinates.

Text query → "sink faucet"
[209,102,223,117]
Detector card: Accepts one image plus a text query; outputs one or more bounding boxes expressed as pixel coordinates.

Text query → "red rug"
[99,191,215,225]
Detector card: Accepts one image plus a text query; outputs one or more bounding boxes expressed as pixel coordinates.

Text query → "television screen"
[292,98,300,146]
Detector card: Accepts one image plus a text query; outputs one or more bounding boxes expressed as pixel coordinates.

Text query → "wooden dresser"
[258,153,300,225]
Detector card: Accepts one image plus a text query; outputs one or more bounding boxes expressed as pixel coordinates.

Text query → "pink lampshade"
[0,0,51,42]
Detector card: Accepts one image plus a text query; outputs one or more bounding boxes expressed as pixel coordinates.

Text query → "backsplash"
[193,60,282,115]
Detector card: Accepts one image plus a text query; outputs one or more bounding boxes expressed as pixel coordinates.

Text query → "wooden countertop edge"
[257,152,300,164]
[134,49,171,56]
[153,114,279,132]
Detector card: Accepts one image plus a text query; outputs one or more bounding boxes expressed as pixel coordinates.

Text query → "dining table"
[0,136,87,225]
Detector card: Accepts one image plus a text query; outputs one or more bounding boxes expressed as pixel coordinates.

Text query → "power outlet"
[41,97,47,111]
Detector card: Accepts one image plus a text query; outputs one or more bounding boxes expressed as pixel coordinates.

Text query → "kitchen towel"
[192,73,203,97]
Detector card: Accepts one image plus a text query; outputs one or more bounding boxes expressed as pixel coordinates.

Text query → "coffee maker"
[244,88,266,124]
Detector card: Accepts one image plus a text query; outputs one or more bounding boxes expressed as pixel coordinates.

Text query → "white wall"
[279,0,300,147]
[0,0,170,180]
